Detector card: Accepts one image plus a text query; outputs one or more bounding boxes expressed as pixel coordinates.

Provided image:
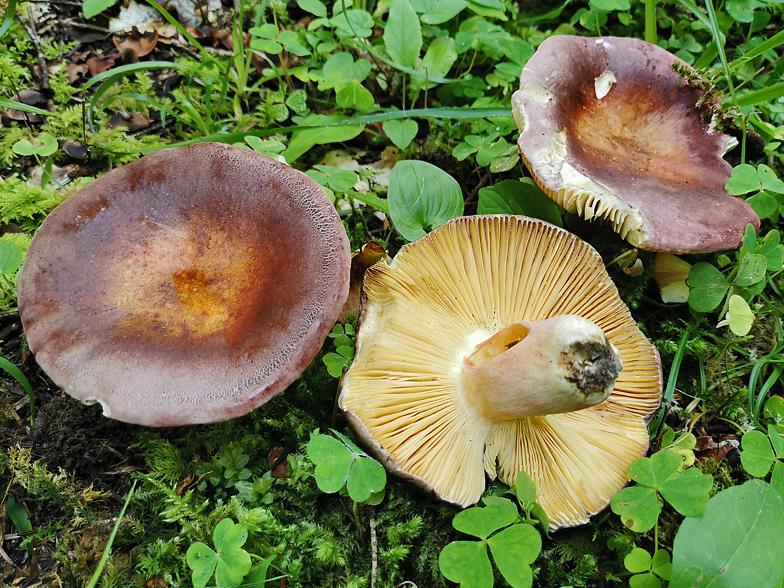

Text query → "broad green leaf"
[384,0,423,68]
[336,80,375,110]
[758,231,784,271]
[487,524,541,587]
[769,425,784,458]
[630,573,662,588]
[652,549,672,580]
[477,179,562,226]
[213,518,247,553]
[758,164,784,193]
[741,430,775,477]
[747,191,780,219]
[411,0,468,24]
[282,116,364,162]
[671,480,784,588]
[726,0,761,22]
[439,541,493,588]
[512,470,537,508]
[772,462,784,497]
[726,163,761,195]
[298,0,327,17]
[83,0,118,18]
[387,160,464,241]
[725,294,754,336]
[346,457,387,502]
[5,495,32,555]
[307,434,355,492]
[589,0,630,9]
[323,52,372,86]
[383,119,419,150]
[610,485,660,532]
[244,555,276,587]
[331,429,365,455]
[627,451,682,487]
[416,37,459,83]
[186,543,218,588]
[735,253,767,286]
[688,262,730,312]
[452,504,517,539]
[0,243,24,274]
[330,9,374,37]
[12,133,58,157]
[215,544,252,587]
[480,496,519,519]
[659,468,713,517]
[322,166,358,192]
[625,547,653,573]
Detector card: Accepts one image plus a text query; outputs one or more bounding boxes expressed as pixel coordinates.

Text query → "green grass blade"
[0,0,18,39]
[85,61,197,130]
[644,0,657,44]
[650,327,692,438]
[0,356,34,425]
[730,30,784,71]
[86,481,137,588]
[110,107,513,154]
[736,82,784,108]
[0,97,49,116]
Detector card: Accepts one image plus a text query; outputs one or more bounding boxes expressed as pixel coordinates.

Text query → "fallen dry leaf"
[338,241,387,324]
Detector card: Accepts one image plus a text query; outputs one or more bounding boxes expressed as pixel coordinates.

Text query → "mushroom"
[653,253,692,303]
[18,142,351,426]
[338,215,662,529]
[511,35,760,254]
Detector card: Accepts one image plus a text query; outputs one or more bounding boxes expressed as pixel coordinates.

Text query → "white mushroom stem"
[459,315,622,425]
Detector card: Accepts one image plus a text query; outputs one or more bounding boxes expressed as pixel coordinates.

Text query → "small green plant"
[186,518,252,588]
[438,472,544,588]
[387,159,464,242]
[195,442,253,499]
[306,429,386,503]
[0,241,24,311]
[725,163,784,222]
[688,224,784,335]
[12,133,58,188]
[668,422,784,588]
[4,494,33,556]
[322,323,356,378]
[610,449,713,533]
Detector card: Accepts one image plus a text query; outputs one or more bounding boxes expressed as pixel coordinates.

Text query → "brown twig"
[19,6,50,90]
[58,18,112,34]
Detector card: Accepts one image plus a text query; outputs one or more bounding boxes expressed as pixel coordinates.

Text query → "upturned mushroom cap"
[339,215,662,529]
[512,35,759,254]
[18,142,351,426]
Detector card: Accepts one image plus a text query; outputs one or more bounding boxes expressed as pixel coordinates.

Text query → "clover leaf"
[307,431,386,502]
[439,496,542,588]
[611,450,712,532]
[741,427,783,478]
[625,547,672,588]
[186,519,252,588]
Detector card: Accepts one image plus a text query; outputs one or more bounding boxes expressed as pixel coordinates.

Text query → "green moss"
[0,175,67,231]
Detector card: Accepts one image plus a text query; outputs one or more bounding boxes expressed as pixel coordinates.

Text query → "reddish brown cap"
[18,142,350,426]
[512,35,759,254]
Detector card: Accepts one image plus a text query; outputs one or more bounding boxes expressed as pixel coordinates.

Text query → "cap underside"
[339,215,662,528]
[513,36,759,253]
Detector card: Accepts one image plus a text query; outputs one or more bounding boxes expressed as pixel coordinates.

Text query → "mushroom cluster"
[339,215,662,529]
[512,35,759,254]
[18,142,350,426]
